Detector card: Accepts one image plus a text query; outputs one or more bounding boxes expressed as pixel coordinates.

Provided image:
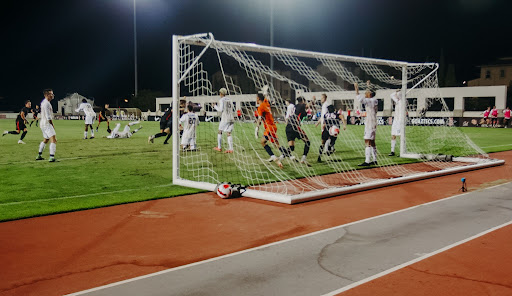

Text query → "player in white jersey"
[355,81,379,166]
[75,99,96,139]
[389,90,403,156]
[314,93,329,128]
[179,105,199,151]
[213,88,234,153]
[36,89,57,162]
[106,121,142,139]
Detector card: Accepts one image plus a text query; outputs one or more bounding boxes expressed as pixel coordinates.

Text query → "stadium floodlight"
[171,33,504,204]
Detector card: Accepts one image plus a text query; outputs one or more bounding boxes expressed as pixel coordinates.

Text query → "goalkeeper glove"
[255,126,259,139]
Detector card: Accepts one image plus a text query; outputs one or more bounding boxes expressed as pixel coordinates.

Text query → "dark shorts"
[99,115,109,123]
[285,124,307,142]
[160,120,172,131]
[16,119,26,131]
[321,129,337,142]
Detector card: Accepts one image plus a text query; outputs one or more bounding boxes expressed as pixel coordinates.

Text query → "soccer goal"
[171,33,504,204]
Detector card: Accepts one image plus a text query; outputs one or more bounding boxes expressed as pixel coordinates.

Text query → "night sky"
[1,0,511,110]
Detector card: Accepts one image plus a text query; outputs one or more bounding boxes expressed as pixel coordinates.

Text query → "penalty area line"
[321,219,512,296]
[0,184,176,206]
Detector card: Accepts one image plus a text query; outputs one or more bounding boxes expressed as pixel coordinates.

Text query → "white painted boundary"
[321,218,512,296]
[66,182,511,296]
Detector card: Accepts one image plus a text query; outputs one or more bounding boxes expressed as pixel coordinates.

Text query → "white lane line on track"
[321,219,512,296]
[66,182,511,296]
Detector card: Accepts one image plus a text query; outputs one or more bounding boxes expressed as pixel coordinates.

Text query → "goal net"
[171,33,503,204]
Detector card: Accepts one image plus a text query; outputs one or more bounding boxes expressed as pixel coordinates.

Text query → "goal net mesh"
[173,33,499,204]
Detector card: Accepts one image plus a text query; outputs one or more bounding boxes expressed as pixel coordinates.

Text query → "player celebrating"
[255,93,284,168]
[285,96,311,165]
[3,100,32,144]
[75,99,96,139]
[314,94,329,128]
[179,104,199,151]
[96,103,111,133]
[389,90,403,156]
[318,105,346,162]
[355,81,378,166]
[36,89,57,162]
[213,88,234,153]
[106,121,142,139]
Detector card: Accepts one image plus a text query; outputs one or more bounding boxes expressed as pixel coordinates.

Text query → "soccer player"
[255,93,284,168]
[36,89,57,162]
[318,105,346,163]
[355,81,378,166]
[389,90,403,156]
[285,96,311,165]
[179,104,199,151]
[29,105,40,127]
[148,107,172,144]
[3,100,32,144]
[490,106,498,127]
[503,106,510,128]
[75,99,96,139]
[482,107,490,126]
[106,121,142,139]
[314,94,329,128]
[213,88,234,153]
[96,103,111,132]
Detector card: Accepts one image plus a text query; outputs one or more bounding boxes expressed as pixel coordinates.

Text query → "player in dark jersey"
[96,103,111,133]
[317,105,346,163]
[3,100,32,144]
[148,107,173,144]
[284,96,311,165]
[29,105,40,127]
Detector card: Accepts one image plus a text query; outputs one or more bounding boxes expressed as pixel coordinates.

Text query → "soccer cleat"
[224,150,233,153]
[317,156,322,163]
[18,140,26,144]
[289,155,298,162]
[49,157,56,162]
[388,152,395,156]
[275,159,283,169]
[95,127,98,132]
[213,147,222,152]
[163,142,169,144]
[358,162,371,167]
[370,161,378,165]
[268,155,277,162]
[300,157,311,167]
[83,137,87,140]
[279,154,285,160]
[90,136,94,139]
[35,155,44,161]
[148,135,155,143]
[2,130,8,136]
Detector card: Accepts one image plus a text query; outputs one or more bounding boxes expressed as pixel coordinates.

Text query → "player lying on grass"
[106,121,142,139]
[255,93,284,168]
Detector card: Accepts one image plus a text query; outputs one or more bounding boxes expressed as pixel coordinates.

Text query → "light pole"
[133,0,138,97]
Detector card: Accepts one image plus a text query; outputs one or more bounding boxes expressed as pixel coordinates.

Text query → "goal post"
[171,33,504,204]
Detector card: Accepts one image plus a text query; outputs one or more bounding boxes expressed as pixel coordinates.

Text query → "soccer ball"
[329,125,340,137]
[216,183,232,199]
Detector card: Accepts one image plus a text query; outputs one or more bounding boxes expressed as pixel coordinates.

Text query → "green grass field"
[1,118,511,222]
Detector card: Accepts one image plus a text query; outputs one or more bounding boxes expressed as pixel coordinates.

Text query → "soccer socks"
[90,129,94,137]
[264,144,274,156]
[38,142,46,155]
[304,141,310,156]
[391,139,396,153]
[227,135,233,151]
[49,143,56,157]
[20,131,27,140]
[217,134,222,149]
[164,133,171,143]
[83,131,88,139]
[323,139,331,154]
[154,132,167,138]
[372,147,377,162]
[365,146,372,163]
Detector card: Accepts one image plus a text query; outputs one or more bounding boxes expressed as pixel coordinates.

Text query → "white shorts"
[85,115,96,125]
[364,127,376,140]
[181,136,196,147]
[40,124,56,139]
[218,121,234,133]
[391,121,401,136]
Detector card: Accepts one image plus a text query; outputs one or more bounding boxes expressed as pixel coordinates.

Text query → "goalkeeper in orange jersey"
[255,93,284,168]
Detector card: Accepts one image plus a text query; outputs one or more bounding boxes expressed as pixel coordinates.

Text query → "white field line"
[66,182,511,296]
[321,219,512,296]
[480,144,512,149]
[0,184,176,206]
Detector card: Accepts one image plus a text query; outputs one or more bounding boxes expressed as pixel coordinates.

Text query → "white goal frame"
[171,33,504,204]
